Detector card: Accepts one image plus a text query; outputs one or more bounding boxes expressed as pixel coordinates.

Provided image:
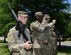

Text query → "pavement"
[57,41,71,46]
[0,36,4,41]
[0,36,71,46]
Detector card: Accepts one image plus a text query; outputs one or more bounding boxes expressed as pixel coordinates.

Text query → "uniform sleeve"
[6,28,24,52]
[37,20,47,32]
[30,23,34,31]
[30,20,47,32]
[46,21,56,27]
[25,28,31,41]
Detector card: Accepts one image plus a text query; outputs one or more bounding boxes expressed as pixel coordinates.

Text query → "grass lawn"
[0,42,71,55]
[57,46,71,55]
[0,42,10,55]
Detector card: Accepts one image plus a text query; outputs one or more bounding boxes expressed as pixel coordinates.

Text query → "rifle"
[8,4,29,41]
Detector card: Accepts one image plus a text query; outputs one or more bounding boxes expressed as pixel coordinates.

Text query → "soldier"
[6,11,32,55]
[30,12,56,55]
[43,14,57,55]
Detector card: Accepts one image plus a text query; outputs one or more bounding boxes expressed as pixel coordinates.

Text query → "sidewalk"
[0,36,4,41]
[57,41,71,46]
[0,36,71,46]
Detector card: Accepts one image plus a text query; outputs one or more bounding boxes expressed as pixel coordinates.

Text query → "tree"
[0,0,15,36]
[11,0,69,34]
[0,0,70,37]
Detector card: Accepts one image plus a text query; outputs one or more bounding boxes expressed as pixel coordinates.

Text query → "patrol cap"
[35,12,43,16]
[44,14,50,18]
[18,11,28,15]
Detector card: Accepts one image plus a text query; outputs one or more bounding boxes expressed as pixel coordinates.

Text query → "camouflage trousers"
[12,49,32,55]
[32,43,54,55]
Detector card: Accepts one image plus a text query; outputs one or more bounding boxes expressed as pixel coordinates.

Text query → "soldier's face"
[36,15,43,22]
[43,16,50,22]
[18,14,29,25]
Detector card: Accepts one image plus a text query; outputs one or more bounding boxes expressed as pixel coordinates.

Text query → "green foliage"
[49,12,70,34]
[0,22,15,36]
[0,0,71,36]
[68,22,71,33]
[0,0,15,36]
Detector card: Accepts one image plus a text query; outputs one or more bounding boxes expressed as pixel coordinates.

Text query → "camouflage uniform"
[44,14,57,55]
[30,20,56,55]
[52,29,57,55]
[6,26,32,55]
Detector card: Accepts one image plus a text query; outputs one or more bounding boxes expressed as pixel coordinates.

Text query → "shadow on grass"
[57,45,71,55]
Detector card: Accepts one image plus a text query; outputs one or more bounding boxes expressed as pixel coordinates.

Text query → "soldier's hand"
[44,40,48,45]
[53,20,56,24]
[12,44,20,52]
[23,41,32,50]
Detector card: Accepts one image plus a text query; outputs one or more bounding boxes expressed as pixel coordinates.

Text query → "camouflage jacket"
[6,26,32,55]
[30,21,55,48]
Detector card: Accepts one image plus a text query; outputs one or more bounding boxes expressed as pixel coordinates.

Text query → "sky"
[63,0,71,13]
[64,0,71,4]
[68,0,71,13]
[68,0,71,4]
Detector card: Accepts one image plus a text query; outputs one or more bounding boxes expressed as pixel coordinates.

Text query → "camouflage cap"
[18,11,28,15]
[44,14,50,18]
[35,12,43,16]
